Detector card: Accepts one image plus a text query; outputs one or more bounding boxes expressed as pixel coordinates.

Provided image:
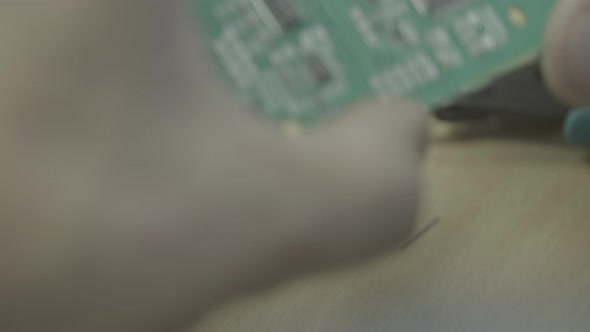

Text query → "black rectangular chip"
[306,54,333,85]
[425,0,479,14]
[263,0,302,30]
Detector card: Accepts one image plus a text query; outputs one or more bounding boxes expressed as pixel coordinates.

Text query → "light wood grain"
[194,119,590,332]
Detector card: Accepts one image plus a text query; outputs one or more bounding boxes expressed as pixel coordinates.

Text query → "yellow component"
[508,6,527,27]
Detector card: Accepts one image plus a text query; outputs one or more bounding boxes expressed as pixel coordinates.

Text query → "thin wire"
[400,217,441,250]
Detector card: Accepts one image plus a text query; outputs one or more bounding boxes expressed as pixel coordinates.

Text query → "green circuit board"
[191,0,555,124]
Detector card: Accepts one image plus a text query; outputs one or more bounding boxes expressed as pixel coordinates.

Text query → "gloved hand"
[542,0,590,145]
[0,2,427,331]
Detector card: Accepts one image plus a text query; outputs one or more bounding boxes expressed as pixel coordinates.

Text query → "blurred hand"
[0,2,427,331]
[543,0,590,145]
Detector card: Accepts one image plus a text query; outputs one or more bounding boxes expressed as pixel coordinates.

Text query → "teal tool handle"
[565,107,590,146]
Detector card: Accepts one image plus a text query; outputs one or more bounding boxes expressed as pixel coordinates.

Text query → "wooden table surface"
[193,119,590,332]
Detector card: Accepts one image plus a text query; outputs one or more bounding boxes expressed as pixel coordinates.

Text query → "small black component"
[306,54,333,85]
[425,0,478,14]
[263,0,302,30]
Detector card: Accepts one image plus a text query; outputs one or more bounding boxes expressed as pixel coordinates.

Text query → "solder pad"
[191,0,555,124]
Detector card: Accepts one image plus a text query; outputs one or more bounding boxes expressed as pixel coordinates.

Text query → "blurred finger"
[281,99,429,268]
[542,0,590,105]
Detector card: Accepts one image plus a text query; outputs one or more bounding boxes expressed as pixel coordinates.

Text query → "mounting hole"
[508,6,527,27]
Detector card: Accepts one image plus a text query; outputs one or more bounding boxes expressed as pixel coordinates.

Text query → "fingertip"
[543,0,590,105]
[349,97,429,127]
[373,98,431,158]
[313,97,431,157]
